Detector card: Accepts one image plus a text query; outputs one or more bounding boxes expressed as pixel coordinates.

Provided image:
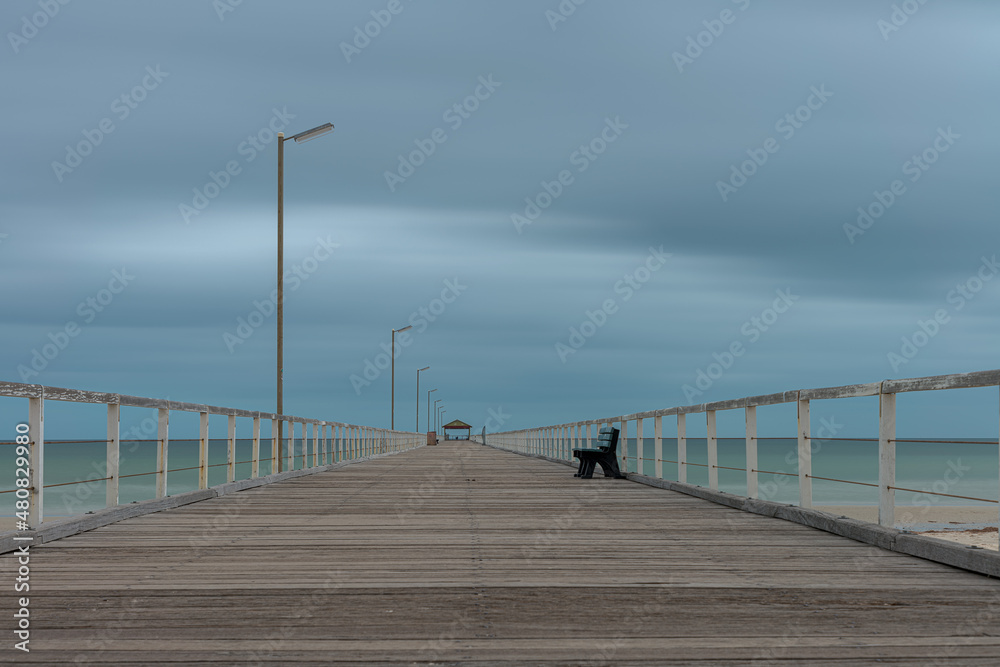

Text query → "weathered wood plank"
[12,441,1000,665]
[0,381,41,398]
[44,385,118,404]
[799,381,881,400]
[884,369,1000,393]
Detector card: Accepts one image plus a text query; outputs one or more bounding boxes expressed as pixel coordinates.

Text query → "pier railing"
[475,370,1000,531]
[0,381,423,528]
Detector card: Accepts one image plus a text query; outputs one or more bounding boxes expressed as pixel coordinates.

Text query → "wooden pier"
[15,441,1000,664]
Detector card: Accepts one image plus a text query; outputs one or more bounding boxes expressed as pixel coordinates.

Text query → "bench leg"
[581,459,596,479]
[597,456,624,479]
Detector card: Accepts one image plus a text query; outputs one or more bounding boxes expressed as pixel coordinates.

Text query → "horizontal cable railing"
[0,381,424,529]
[473,369,1000,541]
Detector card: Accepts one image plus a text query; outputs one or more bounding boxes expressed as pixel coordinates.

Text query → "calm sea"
[1,436,325,518]
[619,437,998,507]
[1,436,997,518]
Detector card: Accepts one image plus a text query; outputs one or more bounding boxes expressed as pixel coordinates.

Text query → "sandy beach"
[814,505,1000,550]
[815,504,999,528]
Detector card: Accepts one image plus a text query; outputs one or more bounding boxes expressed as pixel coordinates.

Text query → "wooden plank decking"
[7,440,1000,665]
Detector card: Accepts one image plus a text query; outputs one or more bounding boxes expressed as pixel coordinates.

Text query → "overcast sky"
[2,0,998,438]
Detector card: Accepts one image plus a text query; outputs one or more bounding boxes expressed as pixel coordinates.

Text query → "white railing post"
[313,422,320,467]
[199,412,209,489]
[620,419,628,474]
[707,410,718,490]
[304,423,311,467]
[586,423,592,448]
[28,394,44,528]
[227,414,236,483]
[321,423,328,465]
[271,418,279,474]
[654,415,663,479]
[156,408,169,498]
[879,388,896,527]
[252,416,261,479]
[301,422,308,468]
[107,403,120,508]
[798,397,812,509]
[287,421,295,471]
[745,405,758,499]
[677,413,687,483]
[636,419,644,475]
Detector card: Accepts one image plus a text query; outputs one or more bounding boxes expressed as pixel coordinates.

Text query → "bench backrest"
[597,426,619,454]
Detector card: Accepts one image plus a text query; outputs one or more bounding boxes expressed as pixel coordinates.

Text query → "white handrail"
[0,381,424,528]
[476,369,1000,534]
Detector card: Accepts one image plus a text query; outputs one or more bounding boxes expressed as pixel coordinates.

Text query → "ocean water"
[0,436,347,519]
[2,435,996,520]
[559,436,998,508]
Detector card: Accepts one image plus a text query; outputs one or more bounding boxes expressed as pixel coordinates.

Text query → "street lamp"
[390,325,413,429]
[439,409,446,438]
[416,367,431,431]
[277,121,334,472]
[434,399,442,433]
[426,388,437,433]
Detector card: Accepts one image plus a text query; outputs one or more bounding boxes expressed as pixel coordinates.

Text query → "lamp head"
[290,122,334,143]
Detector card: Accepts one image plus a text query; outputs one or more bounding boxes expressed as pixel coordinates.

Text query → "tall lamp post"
[277,121,333,472]
[390,325,413,430]
[426,388,437,433]
[439,409,446,439]
[434,399,442,434]
[416,366,430,432]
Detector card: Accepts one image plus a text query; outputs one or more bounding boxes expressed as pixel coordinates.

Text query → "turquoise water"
[543,437,998,508]
[3,435,997,519]
[1,437,349,518]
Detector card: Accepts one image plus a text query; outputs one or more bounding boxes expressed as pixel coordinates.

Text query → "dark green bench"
[572,426,625,479]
